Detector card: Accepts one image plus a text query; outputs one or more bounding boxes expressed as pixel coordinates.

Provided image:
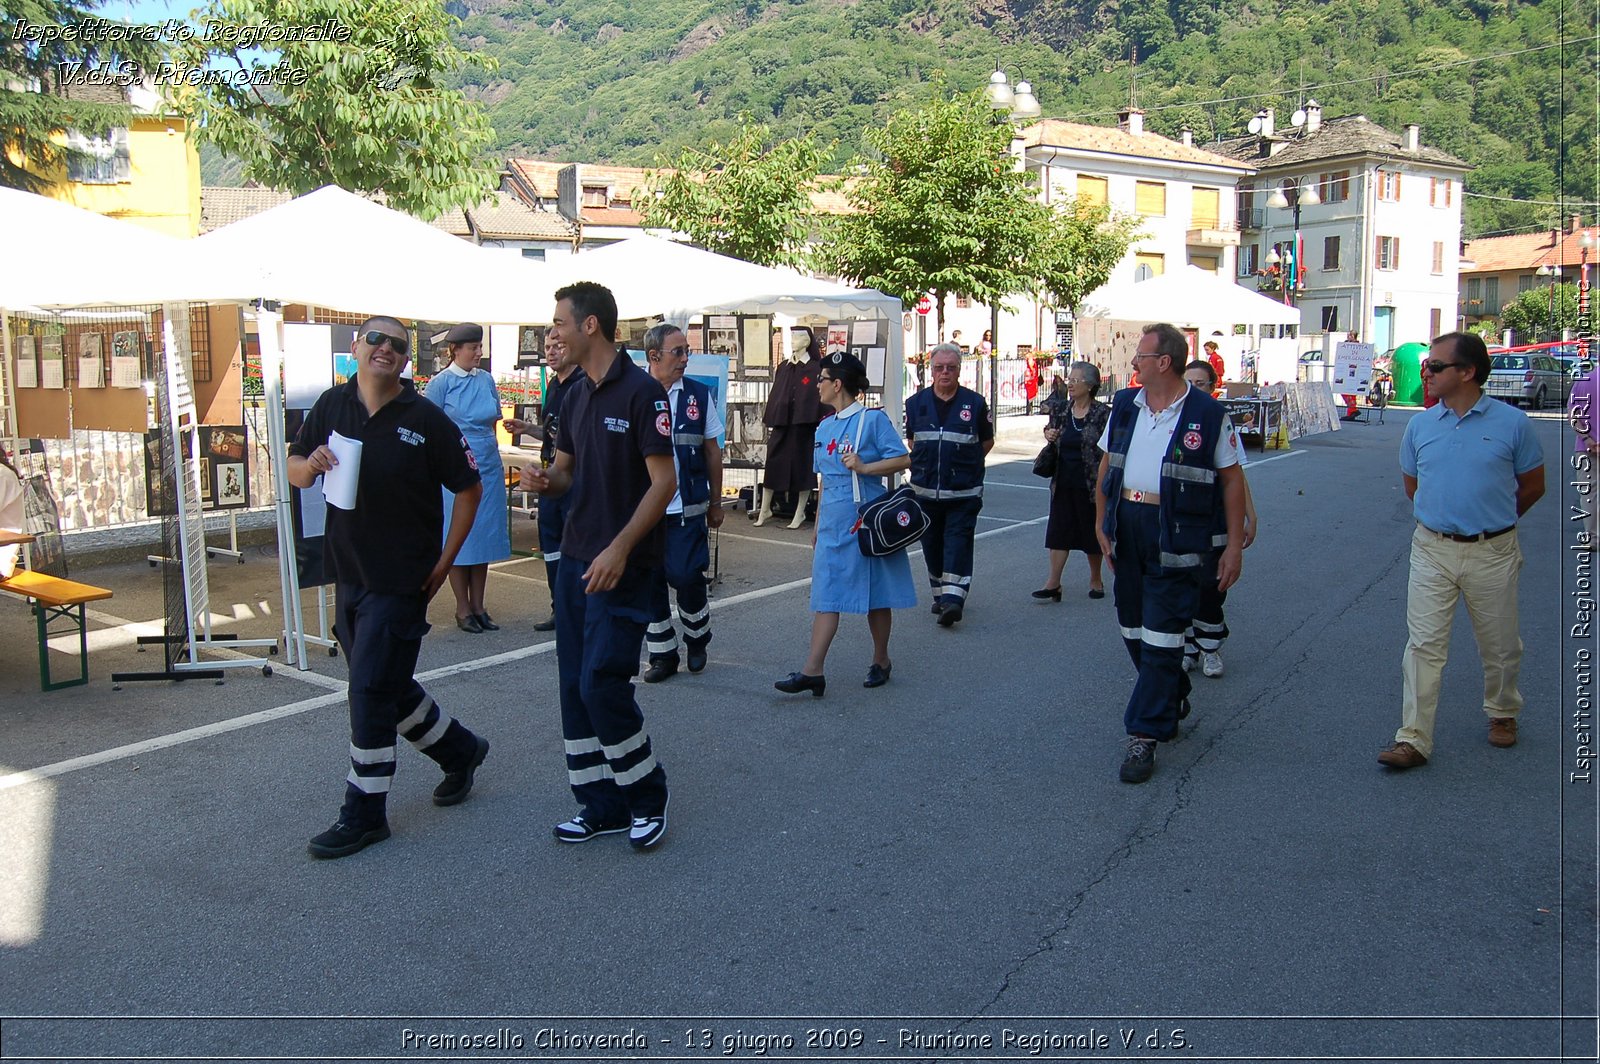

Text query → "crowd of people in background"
[270,293,1571,857]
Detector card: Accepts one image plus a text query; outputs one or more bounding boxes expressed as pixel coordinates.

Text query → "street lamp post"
[984,68,1040,410]
[1267,180,1321,307]
[1537,263,1564,342]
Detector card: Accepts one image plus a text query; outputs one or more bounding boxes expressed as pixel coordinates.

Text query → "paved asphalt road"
[0,408,1593,1064]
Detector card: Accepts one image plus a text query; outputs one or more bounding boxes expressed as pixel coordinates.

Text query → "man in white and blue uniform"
[1095,323,1246,785]
[905,342,994,627]
[641,323,724,683]
[1378,331,1545,769]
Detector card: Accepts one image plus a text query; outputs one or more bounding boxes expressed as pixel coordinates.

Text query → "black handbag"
[847,410,929,557]
[1031,441,1058,479]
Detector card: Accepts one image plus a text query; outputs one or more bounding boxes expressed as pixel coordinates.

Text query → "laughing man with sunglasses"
[1379,331,1545,770]
[288,316,492,858]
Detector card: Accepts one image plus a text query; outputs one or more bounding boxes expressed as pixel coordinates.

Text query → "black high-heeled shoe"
[774,672,826,697]
[474,612,500,631]
[863,662,892,688]
[1031,587,1063,602]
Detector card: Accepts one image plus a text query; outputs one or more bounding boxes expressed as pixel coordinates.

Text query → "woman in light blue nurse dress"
[424,324,528,634]
[775,352,915,697]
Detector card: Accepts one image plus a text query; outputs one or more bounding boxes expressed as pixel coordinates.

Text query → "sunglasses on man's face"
[362,330,409,357]
[1423,360,1465,374]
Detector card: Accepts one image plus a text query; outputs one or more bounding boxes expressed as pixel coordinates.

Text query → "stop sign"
[916,295,932,315]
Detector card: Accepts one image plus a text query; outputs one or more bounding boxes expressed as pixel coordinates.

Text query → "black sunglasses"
[363,330,409,356]
[1423,360,1465,373]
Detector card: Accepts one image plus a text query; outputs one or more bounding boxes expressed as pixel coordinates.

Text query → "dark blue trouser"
[537,492,570,612]
[1184,553,1229,663]
[332,583,479,826]
[920,497,982,607]
[646,514,712,664]
[554,556,669,822]
[1110,502,1200,742]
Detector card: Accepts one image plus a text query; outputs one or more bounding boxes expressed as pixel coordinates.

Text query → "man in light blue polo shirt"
[1379,331,1545,769]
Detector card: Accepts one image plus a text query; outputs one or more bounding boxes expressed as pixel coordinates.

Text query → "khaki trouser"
[1397,524,1524,758]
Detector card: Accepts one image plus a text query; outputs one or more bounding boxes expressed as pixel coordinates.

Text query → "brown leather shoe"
[1488,717,1518,748]
[1377,741,1427,769]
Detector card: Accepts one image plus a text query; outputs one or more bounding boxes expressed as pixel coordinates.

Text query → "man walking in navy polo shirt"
[519,283,676,849]
[1379,331,1545,769]
[288,315,490,859]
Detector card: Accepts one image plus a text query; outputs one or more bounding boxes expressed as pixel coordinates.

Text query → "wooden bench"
[0,570,114,691]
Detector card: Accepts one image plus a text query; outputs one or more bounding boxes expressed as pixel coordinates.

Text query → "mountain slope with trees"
[201,0,1595,239]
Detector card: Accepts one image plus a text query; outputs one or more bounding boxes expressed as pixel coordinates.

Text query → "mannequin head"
[790,326,820,361]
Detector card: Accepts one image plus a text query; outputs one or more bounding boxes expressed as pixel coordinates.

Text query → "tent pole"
[258,308,308,669]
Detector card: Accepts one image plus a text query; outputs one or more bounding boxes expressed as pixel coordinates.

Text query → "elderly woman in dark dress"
[1033,361,1110,601]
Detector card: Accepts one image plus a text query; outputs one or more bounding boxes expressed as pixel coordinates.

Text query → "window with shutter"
[65,127,129,184]
[1190,187,1219,229]
[1076,175,1108,208]
[1431,242,1444,274]
[1323,236,1340,270]
[1135,252,1165,277]
[1135,181,1166,216]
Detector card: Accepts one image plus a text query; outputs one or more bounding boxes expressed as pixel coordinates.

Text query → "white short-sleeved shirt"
[665,378,725,514]
[1098,384,1241,494]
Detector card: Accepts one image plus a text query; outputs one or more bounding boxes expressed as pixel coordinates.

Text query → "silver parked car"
[1486,351,1570,410]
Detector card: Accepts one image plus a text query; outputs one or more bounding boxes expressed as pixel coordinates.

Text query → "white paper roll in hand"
[323,431,363,510]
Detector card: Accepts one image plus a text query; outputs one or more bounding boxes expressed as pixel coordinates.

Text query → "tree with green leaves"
[1499,282,1598,342]
[1033,196,1143,319]
[642,118,826,269]
[1,0,165,193]
[820,87,1048,334]
[175,0,497,218]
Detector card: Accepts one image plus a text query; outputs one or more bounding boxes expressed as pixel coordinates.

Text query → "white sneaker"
[1182,655,1196,673]
[1201,651,1224,678]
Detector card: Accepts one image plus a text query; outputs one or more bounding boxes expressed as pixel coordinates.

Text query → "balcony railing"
[1236,208,1265,230]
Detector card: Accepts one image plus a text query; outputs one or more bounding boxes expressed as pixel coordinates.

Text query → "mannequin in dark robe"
[755,327,825,529]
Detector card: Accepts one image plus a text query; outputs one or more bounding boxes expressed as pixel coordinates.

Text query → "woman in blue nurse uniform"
[425,323,528,633]
[775,352,916,696]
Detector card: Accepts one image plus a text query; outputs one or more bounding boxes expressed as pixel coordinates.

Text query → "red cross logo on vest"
[1182,430,1202,451]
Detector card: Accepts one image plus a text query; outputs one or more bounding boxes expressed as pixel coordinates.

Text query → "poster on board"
[14,335,37,388]
[78,333,105,388]
[39,337,64,389]
[1330,341,1376,396]
[111,330,141,388]
[199,425,250,510]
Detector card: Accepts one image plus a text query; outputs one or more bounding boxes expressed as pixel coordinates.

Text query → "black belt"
[1422,523,1515,543]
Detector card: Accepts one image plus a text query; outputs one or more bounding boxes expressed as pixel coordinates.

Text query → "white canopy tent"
[0,186,261,309]
[1079,265,1302,329]
[527,234,906,409]
[194,185,550,323]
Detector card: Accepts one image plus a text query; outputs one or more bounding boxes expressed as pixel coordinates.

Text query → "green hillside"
[204,0,1597,239]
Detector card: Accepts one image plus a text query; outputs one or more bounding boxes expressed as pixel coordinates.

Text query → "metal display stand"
[258,309,339,667]
[112,305,277,686]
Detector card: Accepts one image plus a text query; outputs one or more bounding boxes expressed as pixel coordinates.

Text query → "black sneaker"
[433,736,489,806]
[1119,738,1156,784]
[552,814,629,843]
[307,820,390,859]
[937,605,963,627]
[533,615,557,632]
[686,647,708,673]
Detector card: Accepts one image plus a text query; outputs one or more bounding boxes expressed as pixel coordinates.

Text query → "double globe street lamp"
[979,68,1042,407]
[1264,180,1321,305]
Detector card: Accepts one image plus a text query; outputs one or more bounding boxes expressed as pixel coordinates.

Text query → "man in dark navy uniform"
[518,283,676,850]
[905,342,994,627]
[1094,323,1245,785]
[640,322,724,683]
[288,315,490,859]
[529,329,580,632]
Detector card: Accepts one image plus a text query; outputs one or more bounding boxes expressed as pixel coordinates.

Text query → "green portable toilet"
[1391,341,1427,405]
